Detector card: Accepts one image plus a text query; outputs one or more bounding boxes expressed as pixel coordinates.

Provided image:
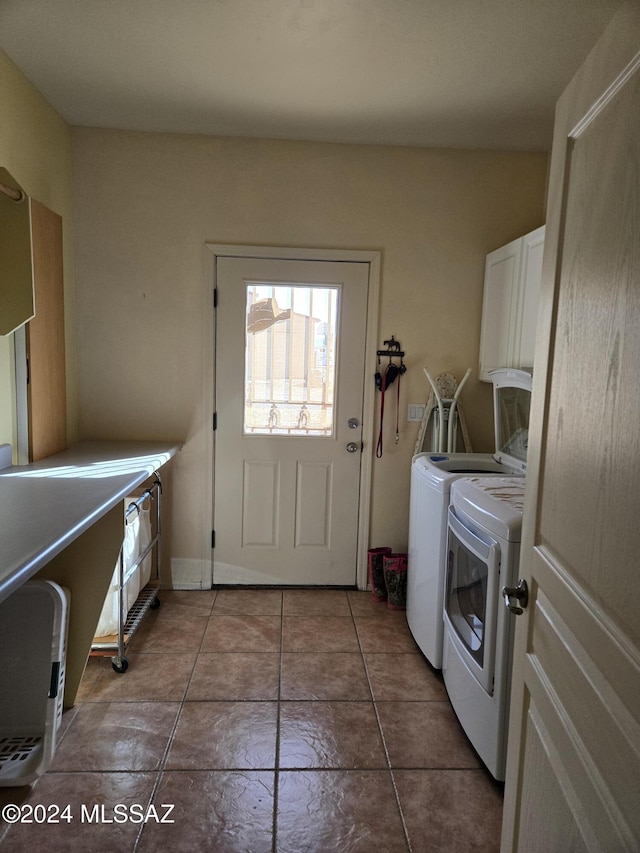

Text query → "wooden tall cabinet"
[478,225,545,381]
[26,199,67,460]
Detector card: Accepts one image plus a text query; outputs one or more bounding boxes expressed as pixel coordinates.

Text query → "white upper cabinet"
[478,225,545,381]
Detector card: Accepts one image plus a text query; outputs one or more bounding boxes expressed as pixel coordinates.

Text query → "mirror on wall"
[0,167,34,336]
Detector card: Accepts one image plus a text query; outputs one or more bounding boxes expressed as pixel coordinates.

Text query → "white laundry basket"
[137,499,153,589]
[94,502,143,638]
[0,579,69,786]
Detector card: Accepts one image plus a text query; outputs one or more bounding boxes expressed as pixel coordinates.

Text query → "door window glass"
[244,283,338,436]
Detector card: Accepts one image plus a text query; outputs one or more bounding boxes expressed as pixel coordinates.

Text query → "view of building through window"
[244,283,338,435]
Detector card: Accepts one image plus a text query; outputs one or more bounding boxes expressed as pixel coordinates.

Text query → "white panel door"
[502,9,640,852]
[214,256,369,586]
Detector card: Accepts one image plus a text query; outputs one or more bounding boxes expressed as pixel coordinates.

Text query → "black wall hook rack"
[377,335,405,365]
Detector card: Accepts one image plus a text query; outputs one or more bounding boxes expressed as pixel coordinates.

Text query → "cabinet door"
[515,225,545,371]
[478,237,522,381]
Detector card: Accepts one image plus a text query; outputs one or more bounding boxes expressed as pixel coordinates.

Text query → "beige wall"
[72,128,547,587]
[0,50,77,448]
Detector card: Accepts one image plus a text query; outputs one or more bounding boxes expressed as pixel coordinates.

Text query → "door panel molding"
[295,461,332,548]
[204,243,380,589]
[242,459,280,547]
[523,567,639,851]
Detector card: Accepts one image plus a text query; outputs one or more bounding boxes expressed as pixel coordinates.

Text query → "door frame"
[204,243,381,590]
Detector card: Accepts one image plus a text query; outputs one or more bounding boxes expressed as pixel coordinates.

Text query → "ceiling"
[0,0,622,151]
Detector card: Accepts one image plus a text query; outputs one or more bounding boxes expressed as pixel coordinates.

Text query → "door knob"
[503,579,529,615]
[346,442,359,453]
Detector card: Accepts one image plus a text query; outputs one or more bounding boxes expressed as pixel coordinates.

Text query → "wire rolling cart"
[90,473,163,673]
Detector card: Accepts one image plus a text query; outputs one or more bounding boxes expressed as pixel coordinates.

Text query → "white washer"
[442,476,525,780]
[406,368,531,668]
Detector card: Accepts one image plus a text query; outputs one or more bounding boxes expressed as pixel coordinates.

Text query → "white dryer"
[442,476,526,781]
[406,368,531,668]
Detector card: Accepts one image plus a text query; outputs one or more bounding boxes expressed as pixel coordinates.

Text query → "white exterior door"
[502,8,640,852]
[213,254,370,586]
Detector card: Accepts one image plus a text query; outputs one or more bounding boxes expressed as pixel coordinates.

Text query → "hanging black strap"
[394,368,401,445]
[376,361,405,457]
[376,368,387,457]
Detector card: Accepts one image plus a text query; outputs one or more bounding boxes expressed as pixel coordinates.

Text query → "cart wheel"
[112,658,129,674]
[150,597,161,610]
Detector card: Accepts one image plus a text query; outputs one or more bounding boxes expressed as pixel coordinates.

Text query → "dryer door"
[445,507,501,695]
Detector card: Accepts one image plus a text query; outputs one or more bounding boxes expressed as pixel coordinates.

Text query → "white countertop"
[0,440,181,603]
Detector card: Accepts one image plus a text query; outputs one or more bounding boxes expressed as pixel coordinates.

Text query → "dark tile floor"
[0,589,503,852]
